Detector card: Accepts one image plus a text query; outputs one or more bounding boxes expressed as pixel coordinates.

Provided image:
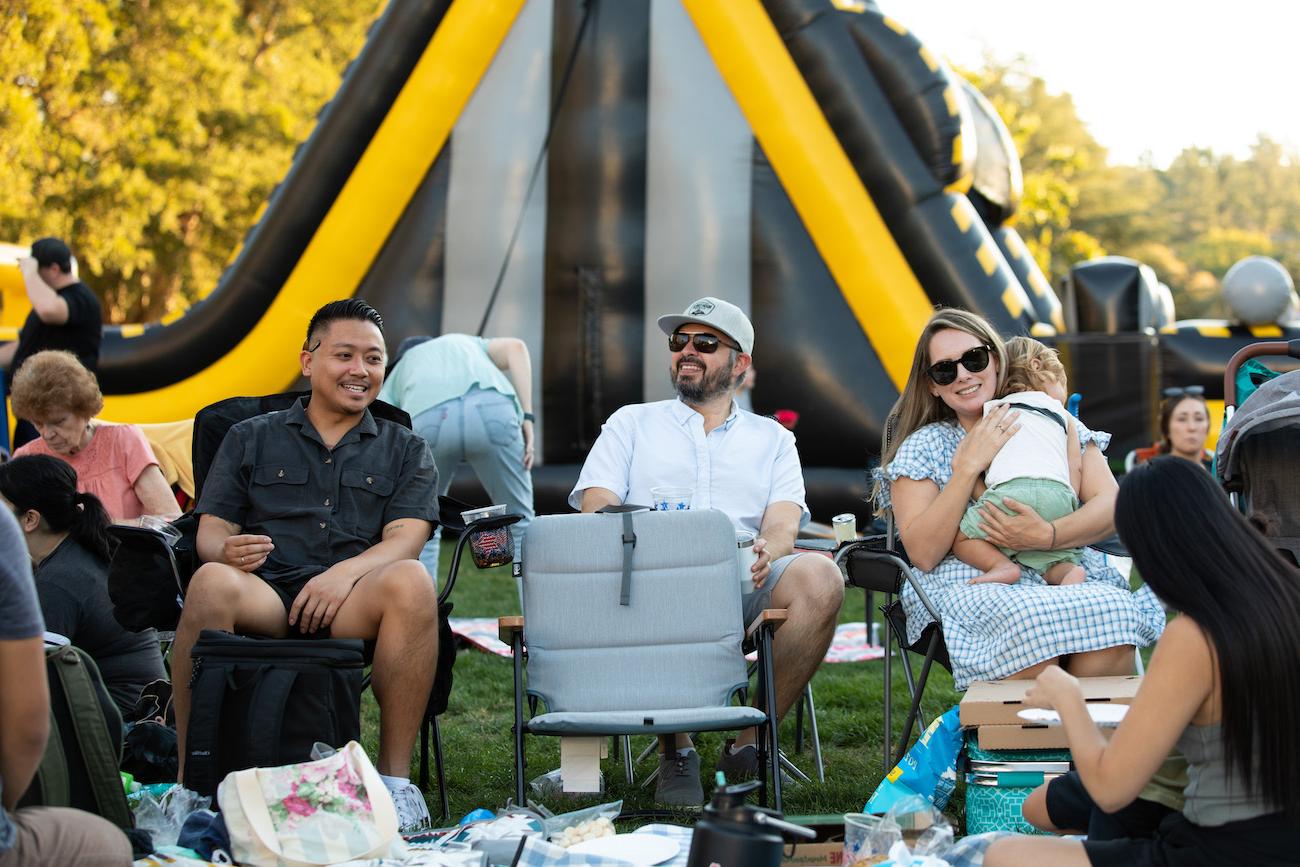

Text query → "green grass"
[361,551,965,827]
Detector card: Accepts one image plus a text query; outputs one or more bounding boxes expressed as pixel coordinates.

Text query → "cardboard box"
[959,675,1141,727]
[975,722,1116,750]
[782,841,844,865]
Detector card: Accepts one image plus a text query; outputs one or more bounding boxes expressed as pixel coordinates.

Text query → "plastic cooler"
[964,737,1070,835]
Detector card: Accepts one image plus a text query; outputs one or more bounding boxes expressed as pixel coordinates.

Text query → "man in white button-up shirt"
[571,297,845,806]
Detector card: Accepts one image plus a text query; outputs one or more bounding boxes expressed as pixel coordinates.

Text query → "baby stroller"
[1216,339,1300,565]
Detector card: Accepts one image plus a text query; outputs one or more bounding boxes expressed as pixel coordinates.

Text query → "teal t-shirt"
[379,334,520,419]
[0,507,44,854]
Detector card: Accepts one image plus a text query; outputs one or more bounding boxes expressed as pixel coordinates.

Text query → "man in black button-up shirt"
[170,299,441,830]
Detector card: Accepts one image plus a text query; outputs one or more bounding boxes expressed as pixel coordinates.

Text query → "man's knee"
[181,564,247,619]
[371,560,438,615]
[789,555,845,614]
[7,806,132,865]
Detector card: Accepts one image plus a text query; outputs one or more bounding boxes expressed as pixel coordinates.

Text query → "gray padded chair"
[499,508,787,809]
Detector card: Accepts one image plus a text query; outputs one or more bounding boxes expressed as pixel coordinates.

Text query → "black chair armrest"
[836,535,912,594]
[1090,535,1129,557]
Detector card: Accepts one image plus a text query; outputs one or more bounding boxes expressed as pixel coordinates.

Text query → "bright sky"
[879,0,1300,168]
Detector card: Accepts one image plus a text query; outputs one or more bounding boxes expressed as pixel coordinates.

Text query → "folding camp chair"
[499,508,788,810]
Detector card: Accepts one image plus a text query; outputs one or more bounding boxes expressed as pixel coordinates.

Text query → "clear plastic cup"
[843,812,892,867]
[650,486,693,511]
[736,530,757,590]
[138,514,182,547]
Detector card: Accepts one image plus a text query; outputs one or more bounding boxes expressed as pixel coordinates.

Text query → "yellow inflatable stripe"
[101,0,525,423]
[1205,399,1225,450]
[882,16,907,34]
[119,324,145,338]
[1029,270,1051,298]
[1030,321,1057,337]
[161,309,185,326]
[1196,325,1232,338]
[1051,304,1066,334]
[1001,283,1024,318]
[1159,325,1178,335]
[943,86,958,117]
[976,241,997,276]
[950,200,972,233]
[1250,324,1283,337]
[684,0,932,389]
[950,133,963,170]
[918,45,938,72]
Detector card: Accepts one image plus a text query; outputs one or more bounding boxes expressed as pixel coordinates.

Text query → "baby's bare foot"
[970,563,1021,585]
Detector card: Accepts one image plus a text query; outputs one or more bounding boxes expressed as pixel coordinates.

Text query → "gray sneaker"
[715,740,760,779]
[655,750,703,806]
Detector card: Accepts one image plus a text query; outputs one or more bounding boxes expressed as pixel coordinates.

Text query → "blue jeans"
[413,386,534,585]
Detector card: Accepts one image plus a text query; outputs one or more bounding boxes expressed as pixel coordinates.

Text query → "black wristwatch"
[523,412,535,423]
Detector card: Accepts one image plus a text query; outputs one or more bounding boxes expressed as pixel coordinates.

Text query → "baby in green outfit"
[956,337,1085,586]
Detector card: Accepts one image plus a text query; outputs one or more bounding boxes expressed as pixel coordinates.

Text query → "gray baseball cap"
[656,297,754,355]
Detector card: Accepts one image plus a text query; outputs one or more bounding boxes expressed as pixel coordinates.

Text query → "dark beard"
[672,360,734,403]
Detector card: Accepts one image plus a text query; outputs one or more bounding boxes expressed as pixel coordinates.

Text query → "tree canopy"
[963,57,1300,320]
[0,0,382,322]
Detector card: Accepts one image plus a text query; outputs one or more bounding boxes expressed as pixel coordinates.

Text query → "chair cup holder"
[467,525,514,569]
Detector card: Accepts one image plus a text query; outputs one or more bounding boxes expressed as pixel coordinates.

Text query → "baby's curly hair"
[10,350,104,421]
[1001,336,1066,397]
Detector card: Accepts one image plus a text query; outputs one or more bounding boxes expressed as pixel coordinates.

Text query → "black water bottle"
[686,779,816,867]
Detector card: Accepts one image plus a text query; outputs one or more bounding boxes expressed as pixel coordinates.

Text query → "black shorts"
[1083,810,1300,867]
[1046,770,1175,841]
[263,572,333,639]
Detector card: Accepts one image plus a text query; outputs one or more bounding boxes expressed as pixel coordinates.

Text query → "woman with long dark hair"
[986,456,1300,865]
[0,456,166,713]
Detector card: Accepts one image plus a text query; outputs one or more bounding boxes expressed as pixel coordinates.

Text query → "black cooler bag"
[183,630,364,797]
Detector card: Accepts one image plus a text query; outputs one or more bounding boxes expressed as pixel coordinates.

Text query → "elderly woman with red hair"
[10,350,180,521]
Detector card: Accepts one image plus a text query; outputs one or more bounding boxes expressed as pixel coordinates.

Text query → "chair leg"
[419,718,430,792]
[804,684,825,784]
[511,635,526,807]
[433,717,449,822]
[758,625,782,813]
[892,629,940,766]
[621,736,634,786]
[881,592,892,772]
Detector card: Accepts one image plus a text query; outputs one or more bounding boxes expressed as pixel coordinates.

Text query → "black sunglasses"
[669,331,739,354]
[926,345,993,385]
[1163,385,1205,398]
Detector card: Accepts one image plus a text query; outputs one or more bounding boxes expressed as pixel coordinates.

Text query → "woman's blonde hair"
[871,308,1007,513]
[1001,336,1065,396]
[10,350,104,421]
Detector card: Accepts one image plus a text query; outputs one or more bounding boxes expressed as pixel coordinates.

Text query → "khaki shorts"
[0,806,131,867]
[959,477,1082,573]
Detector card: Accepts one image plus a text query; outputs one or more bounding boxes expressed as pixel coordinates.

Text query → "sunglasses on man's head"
[1163,385,1205,398]
[926,345,993,385]
[669,331,739,354]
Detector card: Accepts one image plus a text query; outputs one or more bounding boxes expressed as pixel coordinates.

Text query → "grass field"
[361,549,966,827]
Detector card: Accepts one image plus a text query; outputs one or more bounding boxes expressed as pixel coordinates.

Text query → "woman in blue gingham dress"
[874,310,1164,690]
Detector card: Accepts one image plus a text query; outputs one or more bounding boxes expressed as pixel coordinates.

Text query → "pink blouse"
[15,422,161,520]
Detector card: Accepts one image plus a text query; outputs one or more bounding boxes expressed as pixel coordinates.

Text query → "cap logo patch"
[688,300,715,316]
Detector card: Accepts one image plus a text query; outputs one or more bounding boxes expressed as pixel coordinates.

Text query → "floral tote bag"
[218,740,405,866]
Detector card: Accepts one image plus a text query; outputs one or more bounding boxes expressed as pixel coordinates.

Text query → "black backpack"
[182,630,365,798]
[17,645,132,829]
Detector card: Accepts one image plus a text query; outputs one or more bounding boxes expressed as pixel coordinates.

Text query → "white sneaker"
[388,781,432,833]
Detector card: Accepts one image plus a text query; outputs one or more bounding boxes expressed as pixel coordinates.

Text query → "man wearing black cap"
[0,238,103,448]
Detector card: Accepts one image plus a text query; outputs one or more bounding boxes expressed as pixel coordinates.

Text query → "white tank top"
[984,391,1072,489]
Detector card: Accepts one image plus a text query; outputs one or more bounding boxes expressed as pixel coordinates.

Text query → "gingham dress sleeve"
[1075,417,1111,454]
[873,423,958,512]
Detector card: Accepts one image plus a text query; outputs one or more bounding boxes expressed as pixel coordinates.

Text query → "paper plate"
[566,833,680,865]
[1017,704,1129,727]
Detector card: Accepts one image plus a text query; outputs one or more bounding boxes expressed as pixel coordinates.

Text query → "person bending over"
[0,455,166,715]
[169,299,441,832]
[954,337,1085,586]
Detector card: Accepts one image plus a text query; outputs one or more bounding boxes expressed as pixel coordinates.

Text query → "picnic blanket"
[450,619,884,664]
